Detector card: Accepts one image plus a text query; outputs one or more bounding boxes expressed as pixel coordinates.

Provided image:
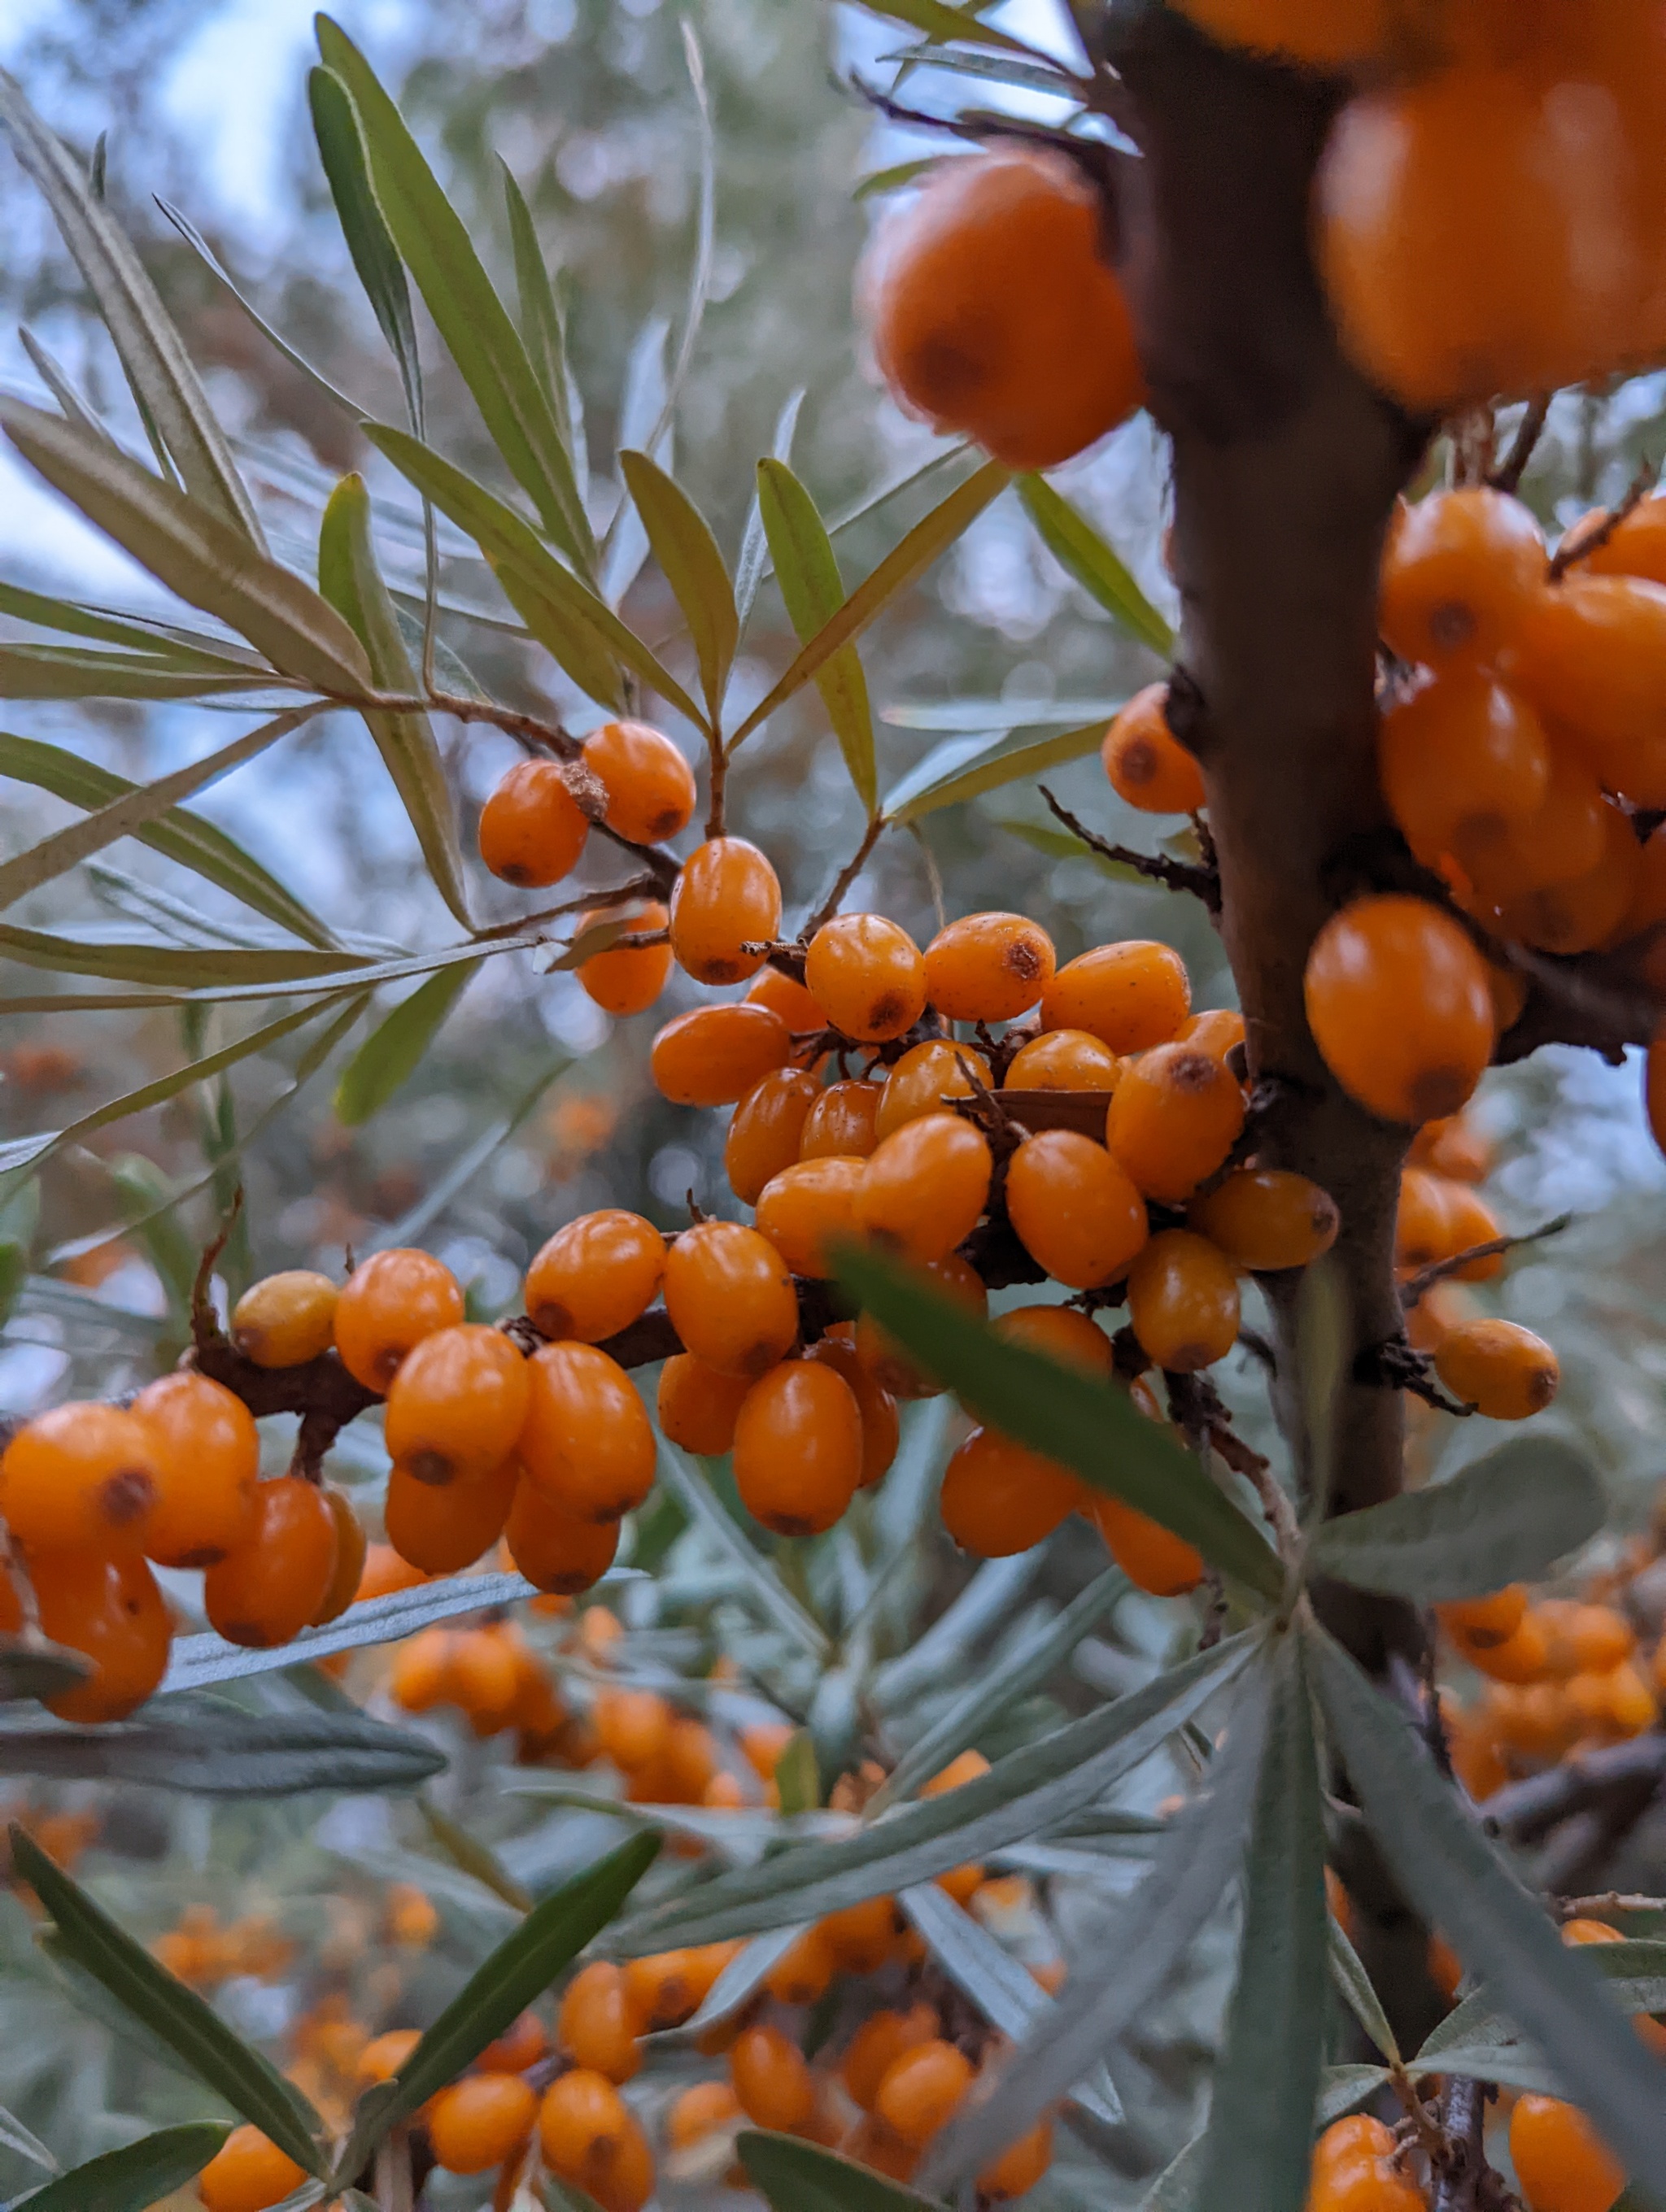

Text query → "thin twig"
[1489,397,1551,496]
[1038,786,1220,911]
[469,875,662,944]
[1548,455,1657,581]
[190,1189,244,1353]
[805,814,887,938]
[1557,1891,1666,1920]
[1398,1214,1572,1310]
[1354,1334,1475,1416]
[1431,2075,1490,2212]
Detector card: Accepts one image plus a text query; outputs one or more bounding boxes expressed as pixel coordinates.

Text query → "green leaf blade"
[882,716,1110,824]
[739,2131,942,2212]
[1018,476,1174,656]
[11,2122,231,2212]
[619,451,736,725]
[334,961,480,1125]
[307,66,421,422]
[756,459,876,812]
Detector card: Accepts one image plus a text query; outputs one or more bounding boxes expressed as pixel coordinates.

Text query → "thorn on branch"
[1038,786,1221,914]
[1399,1214,1573,1311]
[1548,455,1657,581]
[1354,1332,1475,1417]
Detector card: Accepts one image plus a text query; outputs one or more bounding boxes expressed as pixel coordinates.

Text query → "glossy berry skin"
[518,1343,655,1522]
[748,964,826,1031]
[1376,489,1548,671]
[843,2005,940,2110]
[131,1372,259,1568]
[478,758,589,886]
[995,1302,1114,1378]
[1437,1585,1527,1650]
[1434,1318,1559,1420]
[1040,940,1190,1053]
[1178,1007,1246,1060]
[1083,1489,1204,1596]
[311,1487,368,1625]
[764,1922,839,2005]
[1005,1027,1121,1091]
[333,1248,464,1391]
[855,1113,992,1263]
[731,2023,816,2131]
[204,1477,339,1648]
[383,1324,532,1485]
[1457,748,1607,906]
[623,1949,707,2031]
[669,836,782,986]
[525,1211,666,1343]
[755,1156,865,1278]
[856,1251,986,1400]
[805,1334,900,1487]
[539,2069,653,2212]
[979,2119,1054,2202]
[230,1269,338,1367]
[1190,1169,1339,1272]
[1101,684,1205,813]
[805,912,927,1043]
[1106,1042,1245,1202]
[726,1067,821,1204]
[0,1402,159,1556]
[1513,574,1666,807]
[428,2072,539,2174]
[800,1078,883,1160]
[1175,0,1393,65]
[504,1479,620,1593]
[580,720,696,844]
[733,1360,863,1536]
[656,1353,755,1457]
[1005,1129,1149,1289]
[1304,895,1495,1126]
[663,1221,800,1378]
[651,1003,792,1108]
[875,1039,992,1140]
[1306,2110,1424,2212]
[576,900,673,1017]
[32,1549,172,1723]
[940,1427,1079,1557]
[559,1961,642,2083]
[875,2039,975,2146]
[386,1454,517,1574]
[196,2123,307,2212]
[923,911,1056,1022]
[593,1687,671,1771]
[1127,1230,1241,1373]
[1379,669,1549,863]
[1510,2096,1625,2212]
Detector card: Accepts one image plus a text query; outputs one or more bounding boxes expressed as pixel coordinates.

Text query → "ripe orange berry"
[874,1039,992,1140]
[805,1334,901,1487]
[1004,1028,1121,1091]
[1544,1603,1637,1678]
[1510,2095,1625,2212]
[386,1452,517,1574]
[755,1156,865,1278]
[594,1686,674,1772]
[518,1343,655,1522]
[995,1302,1114,1377]
[821,1894,901,1974]
[1105,1042,1245,1202]
[333,1248,464,1391]
[479,758,589,887]
[855,1113,992,1263]
[979,2119,1054,2201]
[1434,1318,1559,1420]
[353,1539,429,1606]
[1377,490,1548,672]
[1455,747,1608,908]
[131,1372,258,1568]
[559,1961,643,2083]
[383,1324,531,1486]
[855,1249,987,1399]
[196,2123,307,2212]
[1177,1008,1246,1062]
[504,1478,619,1593]
[1501,803,1642,956]
[1513,576,1666,808]
[651,1003,792,1108]
[539,2070,653,2212]
[843,2004,940,2110]
[1439,1182,1504,1280]
[1436,1586,1527,1651]
[204,1476,338,1648]
[663,1221,800,1378]
[1379,670,1550,862]
[940,1427,1079,1557]
[805,912,927,1043]
[922,911,1056,1023]
[580,720,696,845]
[1082,1489,1204,1596]
[764,1921,839,2005]
[1189,1168,1338,1272]
[1397,1166,1458,1271]
[1461,1610,1553,1685]
[669,837,782,986]
[1127,1230,1241,1372]
[656,1353,753,1457]
[733,1360,863,1536]
[0,1402,159,1556]
[427,2070,537,2174]
[576,900,673,1017]
[525,1211,666,1343]
[311,1487,367,1626]
[621,1950,702,2031]
[739,1718,795,1781]
[1174,0,1395,65]
[800,1078,883,1162]
[1101,684,1205,814]
[748,964,826,1031]
[874,2039,974,2146]
[725,1067,820,1204]
[1304,895,1495,1125]
[390,1625,456,1712]
[1040,940,1190,1053]
[1005,1128,1149,1289]
[1306,2110,1424,2211]
[229,1269,337,1367]
[666,2079,740,2149]
[863,146,1142,471]
[31,1548,172,1722]
[730,2022,815,2131]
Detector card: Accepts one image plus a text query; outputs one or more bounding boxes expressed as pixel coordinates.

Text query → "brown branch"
[1547,456,1656,581]
[1398,1214,1573,1311]
[1489,397,1550,496]
[1481,1735,1666,1845]
[1037,786,1220,911]
[1431,2076,1490,2212]
[469,875,664,944]
[805,814,887,938]
[1353,1334,1476,1417]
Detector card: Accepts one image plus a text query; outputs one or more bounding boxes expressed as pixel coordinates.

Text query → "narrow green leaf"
[854,157,940,201]
[855,0,1038,56]
[11,2122,230,2212]
[0,644,273,700]
[0,925,495,999]
[0,1639,92,1705]
[1419,1942,1666,2064]
[418,1797,533,1915]
[882,716,1108,824]
[0,400,371,695]
[20,324,122,451]
[774,1730,821,1816]
[306,67,421,424]
[9,1826,326,2175]
[334,961,479,1125]
[1306,1436,1604,1603]
[835,1244,1283,1601]
[757,459,876,812]
[1018,476,1173,656]
[0,1697,446,1796]
[735,389,805,632]
[619,450,737,724]
[884,43,1089,98]
[500,162,591,560]
[739,2131,941,2212]
[1328,1917,1400,2066]
[0,581,260,664]
[318,473,471,928]
[1316,2066,1393,2129]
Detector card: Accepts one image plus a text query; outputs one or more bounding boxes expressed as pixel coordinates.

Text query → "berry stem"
[1397,1213,1572,1311]
[1036,786,1220,912]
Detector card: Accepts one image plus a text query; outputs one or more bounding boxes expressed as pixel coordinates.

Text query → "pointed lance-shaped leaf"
[757,459,877,812]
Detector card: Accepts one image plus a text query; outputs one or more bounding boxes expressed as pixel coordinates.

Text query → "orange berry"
[427,2071,537,2174]
[580,720,696,845]
[923,1749,989,1796]
[1409,1113,1489,1186]
[386,1453,518,1574]
[821,1894,901,1974]
[855,1113,992,1263]
[747,964,826,1032]
[0,1402,159,1556]
[621,1950,702,2031]
[1306,2111,1424,2210]
[874,2039,974,2146]
[1546,1604,1637,1678]
[1005,1128,1149,1289]
[1439,1182,1505,1280]
[1500,803,1643,956]
[663,1221,800,1378]
[1189,1168,1338,1272]
[1462,1611,1553,1684]
[1101,684,1205,813]
[922,911,1056,1023]
[229,1269,337,1368]
[353,1539,429,1605]
[479,758,589,887]
[390,1625,456,1712]
[739,1720,794,1781]
[843,2004,940,2110]
[383,1324,531,1485]
[333,1248,464,1392]
[651,1003,792,1108]
[594,1687,674,1772]
[994,1302,1114,1376]
[539,2070,653,2212]
[805,1334,901,1487]
[1564,1919,1626,1949]
[559,1961,642,2084]
[725,1068,821,1204]
[1174,0,1394,65]
[504,1479,620,1593]
[979,2119,1054,2201]
[131,1372,259,1569]
[1457,747,1609,908]
[800,1078,883,1160]
[1581,492,1666,588]
[196,2123,307,2212]
[730,2022,815,2131]
[1433,1319,1559,1420]
[940,1427,1079,1557]
[763,1922,838,2005]
[855,1249,987,1400]
[1397,1166,1457,1273]
[30,1548,172,1722]
[524,1211,666,1343]
[1082,1490,1204,1596]
[1379,670,1550,863]
[1127,1229,1241,1372]
[203,1476,338,1648]
[1003,1028,1121,1091]
[755,1156,865,1278]
[733,1360,863,1537]
[1304,895,1494,1125]
[1176,1008,1246,1061]
[666,2079,740,2149]
[1040,940,1190,1053]
[874,1039,992,1140]
[1377,490,1548,673]
[1105,1041,1245,1202]
[576,900,673,1017]
[656,1353,754,1457]
[669,837,782,986]
[311,1487,367,1626]
[1510,2095,1625,2212]
[805,913,927,1043]
[1513,575,1666,808]
[518,1343,654,1522]
[1437,1586,1528,1650]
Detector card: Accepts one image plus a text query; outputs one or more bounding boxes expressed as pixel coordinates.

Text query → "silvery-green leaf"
[0,1639,92,1705]
[11,2121,229,2212]
[0,1696,445,1795]
[880,716,1108,824]
[1018,475,1173,656]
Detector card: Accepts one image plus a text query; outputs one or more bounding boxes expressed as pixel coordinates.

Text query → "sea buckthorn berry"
[311,1487,367,1626]
[733,1360,863,1536]
[383,1324,531,1485]
[875,2039,974,2147]
[1304,895,1494,1126]
[940,1428,1079,1557]
[504,1479,619,1594]
[478,757,589,887]
[663,1221,800,1378]
[539,2070,648,2210]
[923,911,1056,1023]
[1440,1182,1504,1281]
[386,1453,517,1574]
[525,1211,666,1344]
[805,1335,901,1487]
[594,1687,673,1772]
[31,1549,172,1723]
[800,1078,883,1160]
[1105,1042,1246,1202]
[622,1950,702,2031]
[1127,1230,1241,1372]
[1176,1007,1246,1062]
[1564,1919,1626,1949]
[0,1402,159,1556]
[805,912,927,1043]
[822,1894,901,1974]
[863,146,1143,471]
[656,1353,754,1457]
[747,964,826,1031]
[1101,684,1206,814]
[651,1003,792,1108]
[131,1372,258,1568]
[1005,1128,1149,1289]
[1583,493,1666,588]
[1410,1112,1490,1184]
[204,1476,339,1648]
[230,1269,337,1368]
[1462,1609,1552,1684]
[357,2028,422,2087]
[559,1962,643,2084]
[518,1343,656,1522]
[1004,1028,1120,1091]
[1434,1319,1559,1421]
[1190,1169,1339,1272]
[1510,2096,1625,2212]
[730,2023,816,2131]
[725,1067,821,1204]
[924,1750,989,1796]
[764,1922,838,2005]
[755,1156,865,1278]
[390,1625,455,1712]
[1545,1604,1637,1677]
[196,2123,307,2212]
[1456,749,1608,908]
[1397,1167,1456,1271]
[1040,940,1190,1053]
[668,2079,741,2150]
[1379,670,1550,862]
[740,1719,795,1781]
[1307,2113,1425,2212]
[580,720,696,845]
[576,901,673,1017]
[1498,800,1641,956]
[874,1039,992,1140]
[1083,1490,1204,1596]
[1437,1587,1528,1651]
[994,1302,1114,1377]
[1513,576,1666,808]
[427,2071,538,2175]
[1175,0,1395,65]
[333,1248,464,1391]
[1376,490,1548,671]
[844,2005,940,2110]
[669,837,782,986]
[979,2119,1054,2202]
[855,1113,992,1263]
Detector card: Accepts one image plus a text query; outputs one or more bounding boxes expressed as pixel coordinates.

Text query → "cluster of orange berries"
[151,1904,294,1990]
[1306,2084,1629,2212]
